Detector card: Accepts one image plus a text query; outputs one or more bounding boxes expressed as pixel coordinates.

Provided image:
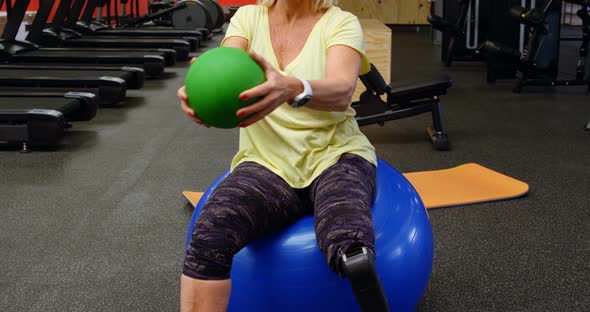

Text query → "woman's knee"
[183,208,245,280]
[183,181,261,280]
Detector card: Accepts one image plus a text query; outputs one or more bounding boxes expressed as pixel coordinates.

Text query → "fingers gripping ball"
[185,47,266,128]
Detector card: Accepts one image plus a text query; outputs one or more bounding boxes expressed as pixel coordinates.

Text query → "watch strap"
[290,77,313,108]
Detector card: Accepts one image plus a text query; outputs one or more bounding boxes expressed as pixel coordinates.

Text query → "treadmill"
[0,64,145,89]
[0,91,97,151]
[111,0,212,40]
[36,0,193,61]
[0,0,170,77]
[0,1,146,106]
[25,0,178,66]
[0,66,129,106]
[70,0,203,51]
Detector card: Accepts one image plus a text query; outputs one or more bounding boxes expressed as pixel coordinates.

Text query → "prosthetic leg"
[339,247,390,312]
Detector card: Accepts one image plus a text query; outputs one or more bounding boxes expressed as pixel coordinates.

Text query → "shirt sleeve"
[221,5,253,47]
[325,13,371,75]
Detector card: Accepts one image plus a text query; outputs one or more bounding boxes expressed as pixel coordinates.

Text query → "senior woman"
[178,0,390,311]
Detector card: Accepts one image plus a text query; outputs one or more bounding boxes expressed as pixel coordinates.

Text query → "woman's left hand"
[236,51,300,128]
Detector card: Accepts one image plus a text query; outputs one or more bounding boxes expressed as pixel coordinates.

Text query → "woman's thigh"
[184,162,307,279]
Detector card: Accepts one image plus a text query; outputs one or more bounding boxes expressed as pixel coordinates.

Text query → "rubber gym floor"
[1,29,589,311]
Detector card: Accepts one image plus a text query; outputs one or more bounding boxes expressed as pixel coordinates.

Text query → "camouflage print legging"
[183,153,377,280]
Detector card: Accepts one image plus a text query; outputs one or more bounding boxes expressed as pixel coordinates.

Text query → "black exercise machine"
[0,0,151,102]
[196,0,226,32]
[353,64,452,151]
[64,0,200,51]
[428,0,488,66]
[512,0,589,92]
[0,91,97,152]
[69,0,205,49]
[115,0,213,39]
[35,0,193,61]
[141,0,215,30]
[0,67,127,106]
[0,0,170,77]
[0,63,146,90]
[482,0,590,93]
[142,0,223,33]
[76,0,201,49]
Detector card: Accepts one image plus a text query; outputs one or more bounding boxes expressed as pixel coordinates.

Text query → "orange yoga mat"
[183,191,205,207]
[403,163,529,209]
[183,163,529,209]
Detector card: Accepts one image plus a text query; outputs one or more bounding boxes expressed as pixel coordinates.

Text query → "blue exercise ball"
[186,159,434,312]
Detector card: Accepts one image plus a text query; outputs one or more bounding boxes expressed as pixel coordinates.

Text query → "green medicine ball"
[185,47,266,128]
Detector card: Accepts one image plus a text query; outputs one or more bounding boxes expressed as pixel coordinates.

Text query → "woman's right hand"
[178,86,210,128]
[179,56,210,127]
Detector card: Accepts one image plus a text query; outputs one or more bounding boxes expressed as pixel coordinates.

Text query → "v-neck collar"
[264,6,333,72]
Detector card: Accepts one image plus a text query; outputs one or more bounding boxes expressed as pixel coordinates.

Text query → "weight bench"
[352,64,452,150]
[0,91,97,152]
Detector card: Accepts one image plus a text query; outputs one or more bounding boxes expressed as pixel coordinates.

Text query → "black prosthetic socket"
[339,246,390,312]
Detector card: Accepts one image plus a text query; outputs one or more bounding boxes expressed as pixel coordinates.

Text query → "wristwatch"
[290,77,313,108]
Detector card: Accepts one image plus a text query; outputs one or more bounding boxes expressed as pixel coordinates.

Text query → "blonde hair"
[258,0,337,11]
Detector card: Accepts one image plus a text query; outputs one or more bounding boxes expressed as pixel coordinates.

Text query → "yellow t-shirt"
[222,5,377,188]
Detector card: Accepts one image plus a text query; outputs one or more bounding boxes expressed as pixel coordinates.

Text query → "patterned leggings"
[183,153,377,280]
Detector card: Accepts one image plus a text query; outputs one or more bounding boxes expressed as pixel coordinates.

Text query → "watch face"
[292,95,312,108]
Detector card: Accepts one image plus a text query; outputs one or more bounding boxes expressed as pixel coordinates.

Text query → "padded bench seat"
[388,76,453,104]
[353,64,453,150]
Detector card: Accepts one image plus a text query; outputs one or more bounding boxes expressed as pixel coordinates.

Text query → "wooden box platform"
[353,19,392,102]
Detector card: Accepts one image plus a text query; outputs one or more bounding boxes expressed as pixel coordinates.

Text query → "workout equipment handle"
[359,64,389,96]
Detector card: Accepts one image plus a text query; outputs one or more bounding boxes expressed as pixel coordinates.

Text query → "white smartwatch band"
[290,77,313,108]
